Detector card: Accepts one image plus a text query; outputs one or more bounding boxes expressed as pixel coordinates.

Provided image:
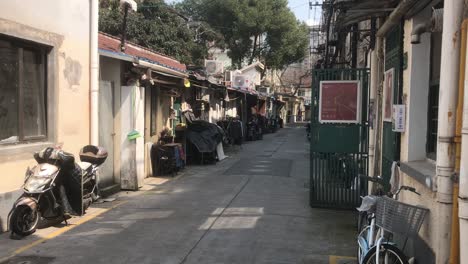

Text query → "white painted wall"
[398,3,448,261]
[240,67,262,89]
[99,57,122,186]
[120,86,145,190]
[401,9,431,162]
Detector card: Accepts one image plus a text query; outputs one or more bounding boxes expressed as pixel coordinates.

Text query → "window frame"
[426,30,442,160]
[426,80,439,160]
[0,35,49,145]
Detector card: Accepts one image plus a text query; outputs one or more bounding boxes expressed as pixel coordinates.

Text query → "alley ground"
[0,127,357,264]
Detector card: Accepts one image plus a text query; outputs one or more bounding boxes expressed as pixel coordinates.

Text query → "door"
[309,69,369,209]
[120,85,145,190]
[98,81,115,187]
[381,25,402,185]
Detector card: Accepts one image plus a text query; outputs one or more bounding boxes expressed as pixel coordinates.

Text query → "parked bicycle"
[357,175,429,264]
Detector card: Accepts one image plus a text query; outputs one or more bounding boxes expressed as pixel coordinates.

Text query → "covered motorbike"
[8,145,107,237]
[247,116,262,141]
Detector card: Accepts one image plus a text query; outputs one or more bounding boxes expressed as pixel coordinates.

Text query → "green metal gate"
[382,25,402,185]
[310,69,369,209]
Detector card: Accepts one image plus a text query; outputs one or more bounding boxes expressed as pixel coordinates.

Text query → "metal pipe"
[451,18,468,264]
[436,1,464,263]
[369,36,382,181]
[376,0,419,37]
[324,6,333,68]
[459,18,468,264]
[137,60,188,79]
[411,21,431,44]
[90,0,99,145]
[411,8,444,44]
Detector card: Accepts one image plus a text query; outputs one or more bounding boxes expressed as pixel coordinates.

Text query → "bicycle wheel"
[362,243,409,264]
[357,211,368,233]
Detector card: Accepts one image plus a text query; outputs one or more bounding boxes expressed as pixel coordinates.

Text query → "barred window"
[426,31,442,160]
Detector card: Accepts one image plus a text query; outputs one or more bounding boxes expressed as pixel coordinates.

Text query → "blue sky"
[164,0,319,25]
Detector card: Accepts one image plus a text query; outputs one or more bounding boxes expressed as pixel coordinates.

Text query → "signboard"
[392,104,405,132]
[319,81,361,123]
[383,68,394,122]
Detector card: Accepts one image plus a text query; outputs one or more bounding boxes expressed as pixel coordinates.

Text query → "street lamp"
[119,0,137,52]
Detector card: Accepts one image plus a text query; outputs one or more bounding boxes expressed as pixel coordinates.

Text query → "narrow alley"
[0,128,356,264]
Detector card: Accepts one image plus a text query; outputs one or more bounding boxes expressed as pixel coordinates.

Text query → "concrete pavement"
[0,127,357,264]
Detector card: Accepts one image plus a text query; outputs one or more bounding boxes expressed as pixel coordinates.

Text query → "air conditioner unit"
[258,87,270,94]
[233,75,250,89]
[205,60,224,75]
[224,71,235,82]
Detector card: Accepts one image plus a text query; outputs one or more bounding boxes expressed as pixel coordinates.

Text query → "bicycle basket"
[375,196,429,237]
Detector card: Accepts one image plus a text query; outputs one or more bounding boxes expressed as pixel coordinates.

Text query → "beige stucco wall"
[399,20,412,164]
[397,7,441,260]
[0,0,91,231]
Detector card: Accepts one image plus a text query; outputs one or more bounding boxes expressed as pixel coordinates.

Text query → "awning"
[138,59,188,79]
[333,0,398,30]
[332,0,434,30]
[227,87,258,96]
[192,83,209,90]
[99,49,135,62]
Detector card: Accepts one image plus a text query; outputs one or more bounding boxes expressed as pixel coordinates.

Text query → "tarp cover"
[187,120,224,153]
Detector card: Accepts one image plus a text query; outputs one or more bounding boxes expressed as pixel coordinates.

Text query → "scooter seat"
[78,162,93,175]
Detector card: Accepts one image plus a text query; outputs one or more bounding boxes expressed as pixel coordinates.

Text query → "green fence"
[310,68,369,209]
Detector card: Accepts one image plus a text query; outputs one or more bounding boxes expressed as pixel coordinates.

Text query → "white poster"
[392,104,405,132]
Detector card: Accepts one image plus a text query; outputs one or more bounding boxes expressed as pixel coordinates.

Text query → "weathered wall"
[241,68,262,89]
[99,57,122,186]
[396,3,441,262]
[0,0,91,231]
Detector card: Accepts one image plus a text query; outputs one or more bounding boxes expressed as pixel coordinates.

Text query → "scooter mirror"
[24,166,32,183]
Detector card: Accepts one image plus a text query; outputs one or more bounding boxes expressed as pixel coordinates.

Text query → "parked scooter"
[247,116,261,141]
[8,145,107,237]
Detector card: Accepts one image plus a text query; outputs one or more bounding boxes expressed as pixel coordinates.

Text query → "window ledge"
[400,160,436,190]
[0,141,54,161]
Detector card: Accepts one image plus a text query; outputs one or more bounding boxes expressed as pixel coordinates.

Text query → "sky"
[164,0,321,26]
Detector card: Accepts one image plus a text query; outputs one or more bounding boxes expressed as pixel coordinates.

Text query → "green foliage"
[176,0,309,70]
[99,0,209,65]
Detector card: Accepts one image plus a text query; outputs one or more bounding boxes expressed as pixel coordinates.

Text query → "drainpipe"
[376,0,419,37]
[452,18,468,264]
[369,36,382,181]
[90,0,99,145]
[411,8,444,44]
[436,1,464,263]
[410,21,432,44]
[460,19,468,264]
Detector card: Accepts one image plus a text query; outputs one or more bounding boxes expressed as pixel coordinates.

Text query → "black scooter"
[8,145,107,237]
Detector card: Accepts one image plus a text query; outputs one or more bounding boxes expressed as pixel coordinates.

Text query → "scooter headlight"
[24,177,52,192]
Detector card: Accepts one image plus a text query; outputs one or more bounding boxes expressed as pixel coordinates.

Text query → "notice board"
[319,81,360,123]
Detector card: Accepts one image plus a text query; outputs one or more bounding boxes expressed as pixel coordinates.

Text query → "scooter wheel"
[10,205,39,236]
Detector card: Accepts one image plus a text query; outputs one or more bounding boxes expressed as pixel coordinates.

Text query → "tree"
[99,0,214,65]
[176,0,309,71]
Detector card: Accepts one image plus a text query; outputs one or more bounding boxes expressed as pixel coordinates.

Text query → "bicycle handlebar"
[359,175,421,196]
[359,175,385,186]
[397,185,421,196]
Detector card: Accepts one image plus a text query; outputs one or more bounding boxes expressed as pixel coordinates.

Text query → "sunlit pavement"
[0,127,356,264]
